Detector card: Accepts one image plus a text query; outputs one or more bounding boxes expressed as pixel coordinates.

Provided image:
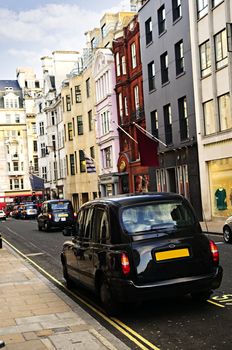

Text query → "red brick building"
[113,15,150,193]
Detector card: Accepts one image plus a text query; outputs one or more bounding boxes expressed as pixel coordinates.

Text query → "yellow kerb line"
[207,299,225,308]
[2,238,156,350]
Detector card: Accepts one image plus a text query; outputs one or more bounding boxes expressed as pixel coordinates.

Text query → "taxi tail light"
[120,252,130,275]
[209,240,219,265]
[74,212,77,218]
[48,213,52,220]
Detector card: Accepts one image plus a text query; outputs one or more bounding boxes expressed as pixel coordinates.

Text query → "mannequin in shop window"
[215,186,227,210]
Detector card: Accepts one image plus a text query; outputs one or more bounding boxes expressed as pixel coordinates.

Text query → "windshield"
[121,201,196,234]
[50,202,72,211]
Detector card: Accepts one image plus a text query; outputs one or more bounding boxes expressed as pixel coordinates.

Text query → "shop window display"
[209,158,232,217]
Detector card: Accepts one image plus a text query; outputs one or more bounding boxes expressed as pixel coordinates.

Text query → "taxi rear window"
[51,202,72,211]
[121,200,196,234]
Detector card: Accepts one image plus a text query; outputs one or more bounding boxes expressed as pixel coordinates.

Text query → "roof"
[82,192,184,208]
[0,80,21,90]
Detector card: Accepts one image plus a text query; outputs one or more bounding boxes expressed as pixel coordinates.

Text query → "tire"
[62,260,74,288]
[223,226,232,244]
[44,221,50,232]
[191,290,212,302]
[100,278,119,315]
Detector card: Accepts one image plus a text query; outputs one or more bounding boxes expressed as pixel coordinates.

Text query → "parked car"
[37,199,76,231]
[61,193,223,315]
[11,204,23,219]
[0,210,6,221]
[20,203,38,219]
[223,216,232,243]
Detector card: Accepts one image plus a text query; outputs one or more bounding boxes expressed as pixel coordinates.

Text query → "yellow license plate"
[58,213,68,218]
[155,248,190,261]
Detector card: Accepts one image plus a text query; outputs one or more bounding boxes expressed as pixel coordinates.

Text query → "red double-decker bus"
[0,191,44,215]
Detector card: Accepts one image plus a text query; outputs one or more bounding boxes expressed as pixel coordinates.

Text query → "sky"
[0,0,132,80]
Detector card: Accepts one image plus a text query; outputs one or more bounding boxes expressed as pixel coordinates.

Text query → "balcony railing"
[131,107,145,121]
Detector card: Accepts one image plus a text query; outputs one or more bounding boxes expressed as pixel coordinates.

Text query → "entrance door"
[167,168,177,193]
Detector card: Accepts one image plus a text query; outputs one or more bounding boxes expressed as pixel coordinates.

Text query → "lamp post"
[46,145,58,199]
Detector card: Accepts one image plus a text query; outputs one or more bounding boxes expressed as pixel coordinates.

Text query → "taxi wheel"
[44,222,50,232]
[100,279,119,315]
[223,226,232,244]
[63,261,74,288]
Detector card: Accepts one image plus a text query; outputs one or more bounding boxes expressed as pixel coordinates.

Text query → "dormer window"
[4,92,19,109]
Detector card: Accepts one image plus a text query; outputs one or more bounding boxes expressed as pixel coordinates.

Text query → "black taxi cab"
[37,199,76,231]
[61,193,223,314]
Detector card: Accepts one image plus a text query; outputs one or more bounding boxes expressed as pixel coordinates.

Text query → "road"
[0,218,231,350]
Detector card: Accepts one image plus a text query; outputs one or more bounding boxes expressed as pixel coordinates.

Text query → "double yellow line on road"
[2,237,159,350]
[2,237,224,349]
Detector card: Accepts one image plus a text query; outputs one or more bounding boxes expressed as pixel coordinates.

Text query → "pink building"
[93,49,120,196]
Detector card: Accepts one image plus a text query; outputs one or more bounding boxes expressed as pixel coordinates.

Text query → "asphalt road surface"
[0,218,231,350]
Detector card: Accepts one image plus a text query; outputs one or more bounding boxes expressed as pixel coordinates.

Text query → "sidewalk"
[0,243,130,350]
[200,220,224,234]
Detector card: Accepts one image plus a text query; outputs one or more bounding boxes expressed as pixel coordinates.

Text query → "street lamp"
[46,145,58,199]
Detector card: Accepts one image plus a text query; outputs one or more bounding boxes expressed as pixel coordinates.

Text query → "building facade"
[189,0,232,220]
[139,0,202,219]
[93,48,120,196]
[113,15,150,194]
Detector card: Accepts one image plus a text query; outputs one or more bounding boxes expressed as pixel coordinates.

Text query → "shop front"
[99,174,119,197]
[209,157,232,218]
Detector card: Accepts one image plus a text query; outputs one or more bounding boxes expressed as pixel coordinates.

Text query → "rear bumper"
[110,266,223,302]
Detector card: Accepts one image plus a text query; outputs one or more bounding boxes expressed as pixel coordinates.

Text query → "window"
[212,0,223,6]
[86,78,90,98]
[75,85,81,103]
[163,104,173,145]
[20,179,24,189]
[91,37,96,49]
[14,179,19,189]
[68,122,73,141]
[15,114,20,123]
[34,157,38,172]
[42,167,47,182]
[13,161,19,171]
[160,52,169,84]
[101,111,110,135]
[70,154,75,175]
[218,93,232,131]
[90,146,95,159]
[203,100,216,135]
[39,122,44,136]
[158,5,166,35]
[118,93,123,122]
[32,122,36,134]
[104,146,112,168]
[6,114,10,123]
[122,56,126,75]
[77,116,83,135]
[134,85,139,111]
[151,110,159,139]
[124,97,128,116]
[51,112,55,125]
[21,162,24,171]
[200,40,211,77]
[148,61,155,91]
[178,96,189,140]
[79,150,86,173]
[101,23,106,38]
[88,110,93,131]
[145,17,153,45]
[175,40,185,75]
[172,0,182,21]
[215,29,228,69]
[197,0,208,19]
[131,42,137,69]
[41,143,46,157]
[116,52,121,76]
[33,140,37,152]
[66,95,71,111]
